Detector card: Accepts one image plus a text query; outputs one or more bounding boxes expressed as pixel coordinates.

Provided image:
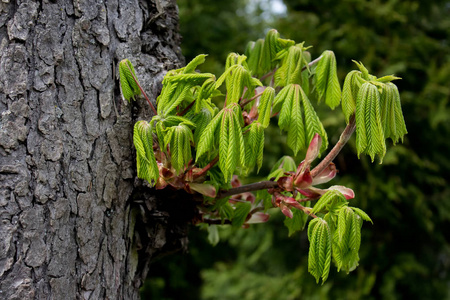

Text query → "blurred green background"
[141,0,450,299]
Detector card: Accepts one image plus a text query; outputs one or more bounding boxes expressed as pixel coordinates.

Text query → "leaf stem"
[310,114,356,178]
[178,100,196,116]
[193,156,219,179]
[240,89,265,109]
[217,180,278,199]
[302,55,323,71]
[126,64,158,115]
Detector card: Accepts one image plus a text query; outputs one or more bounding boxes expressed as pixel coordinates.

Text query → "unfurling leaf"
[355,82,386,162]
[133,121,159,185]
[232,202,252,228]
[244,122,265,173]
[333,207,363,273]
[119,59,141,102]
[257,87,275,128]
[275,43,308,87]
[274,84,328,155]
[311,189,348,215]
[315,50,341,109]
[380,82,408,144]
[284,208,309,236]
[308,218,332,284]
[164,123,194,174]
[342,70,363,123]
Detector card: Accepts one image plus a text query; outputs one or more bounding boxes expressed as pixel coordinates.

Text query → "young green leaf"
[275,43,305,87]
[257,87,275,128]
[311,190,347,214]
[245,39,264,76]
[301,87,329,154]
[308,218,332,284]
[196,110,224,161]
[119,59,141,102]
[133,121,159,185]
[342,70,363,123]
[380,82,408,144]
[245,122,265,172]
[164,123,194,173]
[355,82,386,162]
[333,207,363,273]
[260,29,280,74]
[232,202,252,228]
[284,208,309,236]
[315,50,341,109]
[183,54,207,74]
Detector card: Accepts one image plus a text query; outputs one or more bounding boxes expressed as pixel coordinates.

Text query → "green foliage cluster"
[121,24,408,288]
[157,1,450,300]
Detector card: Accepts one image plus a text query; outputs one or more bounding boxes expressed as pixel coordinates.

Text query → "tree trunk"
[0,0,188,299]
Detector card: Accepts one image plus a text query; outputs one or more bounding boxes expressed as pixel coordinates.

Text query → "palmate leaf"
[232,202,252,228]
[196,110,224,161]
[275,84,328,155]
[284,205,309,236]
[308,218,332,284]
[274,43,307,87]
[133,121,159,185]
[257,87,275,128]
[301,87,329,154]
[380,82,408,144]
[333,207,363,273]
[187,107,214,146]
[119,59,141,102]
[245,39,264,77]
[260,29,280,74]
[315,50,341,109]
[311,190,347,214]
[342,70,363,123]
[356,82,386,162]
[164,123,194,174]
[244,122,265,173]
[206,104,244,182]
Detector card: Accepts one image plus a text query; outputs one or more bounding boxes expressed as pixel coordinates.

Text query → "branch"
[311,114,356,178]
[126,64,158,115]
[217,180,278,199]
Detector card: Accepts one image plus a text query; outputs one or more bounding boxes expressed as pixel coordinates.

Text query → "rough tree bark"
[0,0,191,299]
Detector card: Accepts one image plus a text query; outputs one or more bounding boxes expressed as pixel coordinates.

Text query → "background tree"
[145,0,450,299]
[0,0,188,299]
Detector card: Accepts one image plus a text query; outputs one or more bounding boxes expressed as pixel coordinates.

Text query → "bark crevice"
[0,0,187,299]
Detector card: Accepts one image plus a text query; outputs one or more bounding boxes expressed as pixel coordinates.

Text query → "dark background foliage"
[142,0,450,299]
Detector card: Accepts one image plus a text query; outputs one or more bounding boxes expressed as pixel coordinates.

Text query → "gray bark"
[0,0,188,299]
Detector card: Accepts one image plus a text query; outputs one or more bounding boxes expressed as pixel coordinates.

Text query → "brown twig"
[217,180,278,199]
[311,114,356,178]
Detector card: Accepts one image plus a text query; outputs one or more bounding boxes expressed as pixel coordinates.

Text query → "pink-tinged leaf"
[312,163,337,185]
[305,133,322,165]
[243,192,256,203]
[188,183,217,198]
[327,185,355,199]
[293,168,313,188]
[277,176,294,191]
[231,175,241,188]
[155,177,168,189]
[280,203,293,219]
[246,212,270,224]
[168,177,185,190]
[296,188,321,198]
